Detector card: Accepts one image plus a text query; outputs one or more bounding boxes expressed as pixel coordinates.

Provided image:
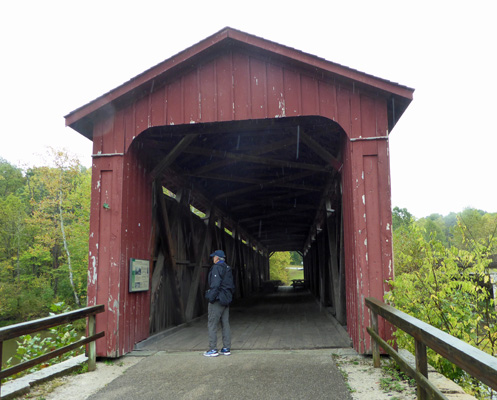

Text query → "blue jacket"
[205,261,235,306]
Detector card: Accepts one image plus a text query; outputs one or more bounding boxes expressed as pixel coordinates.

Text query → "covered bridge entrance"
[65,27,413,357]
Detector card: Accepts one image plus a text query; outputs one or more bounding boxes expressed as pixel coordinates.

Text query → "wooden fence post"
[370,310,380,368]
[415,339,428,400]
[88,314,96,372]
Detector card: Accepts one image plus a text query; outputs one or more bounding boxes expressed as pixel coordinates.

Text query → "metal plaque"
[129,258,150,292]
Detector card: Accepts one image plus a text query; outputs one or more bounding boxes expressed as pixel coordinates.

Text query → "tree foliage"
[389,207,497,398]
[269,252,291,285]
[289,251,302,265]
[0,153,90,324]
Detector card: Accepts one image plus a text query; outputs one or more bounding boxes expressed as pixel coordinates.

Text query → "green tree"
[0,151,91,323]
[0,159,25,198]
[417,213,448,245]
[27,150,88,307]
[289,251,302,266]
[452,208,497,254]
[389,211,497,397]
[0,194,29,281]
[392,207,413,231]
[269,252,291,285]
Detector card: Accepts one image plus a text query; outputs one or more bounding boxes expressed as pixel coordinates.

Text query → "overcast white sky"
[1,0,495,219]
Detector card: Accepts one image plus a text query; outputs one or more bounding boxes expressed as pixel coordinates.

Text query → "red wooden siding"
[72,29,412,356]
[101,48,373,153]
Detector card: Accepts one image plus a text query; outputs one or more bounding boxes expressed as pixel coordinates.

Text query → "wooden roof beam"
[230,191,313,211]
[190,136,296,175]
[160,167,268,254]
[183,146,330,173]
[185,172,322,193]
[238,208,314,224]
[150,134,198,180]
[299,131,343,171]
[214,170,322,200]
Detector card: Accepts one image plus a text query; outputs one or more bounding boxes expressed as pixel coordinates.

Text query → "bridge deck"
[138,288,351,352]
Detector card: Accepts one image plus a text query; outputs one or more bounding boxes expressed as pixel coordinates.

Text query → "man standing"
[204,249,235,357]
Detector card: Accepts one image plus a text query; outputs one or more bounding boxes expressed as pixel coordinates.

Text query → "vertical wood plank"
[157,183,186,324]
[150,86,165,126]
[301,75,318,116]
[200,61,217,122]
[166,79,183,125]
[371,311,380,368]
[183,68,200,123]
[249,57,266,119]
[112,109,125,154]
[318,80,338,121]
[416,339,428,400]
[185,209,214,321]
[216,53,233,121]
[283,69,301,116]
[266,63,284,118]
[232,52,250,120]
[134,96,149,139]
[99,116,115,155]
[123,102,135,153]
[97,169,113,356]
[326,204,340,314]
[88,314,96,371]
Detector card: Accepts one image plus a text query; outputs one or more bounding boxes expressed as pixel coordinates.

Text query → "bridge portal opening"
[132,116,347,335]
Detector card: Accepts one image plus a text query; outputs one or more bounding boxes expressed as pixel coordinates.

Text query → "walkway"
[88,288,354,399]
[137,287,352,352]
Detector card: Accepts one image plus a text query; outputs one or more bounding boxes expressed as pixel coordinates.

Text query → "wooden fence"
[366,297,497,399]
[0,305,105,396]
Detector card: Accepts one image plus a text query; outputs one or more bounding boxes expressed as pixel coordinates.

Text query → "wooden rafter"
[299,131,342,171]
[230,191,313,212]
[238,208,315,224]
[183,146,330,173]
[150,134,198,180]
[185,172,322,193]
[190,136,296,175]
[214,170,323,200]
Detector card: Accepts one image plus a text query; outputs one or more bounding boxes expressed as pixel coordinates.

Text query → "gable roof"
[65,27,414,138]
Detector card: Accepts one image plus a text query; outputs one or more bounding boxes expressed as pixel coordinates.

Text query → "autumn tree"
[269,252,291,285]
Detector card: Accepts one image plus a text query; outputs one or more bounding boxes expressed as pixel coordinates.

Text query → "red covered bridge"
[65,27,413,357]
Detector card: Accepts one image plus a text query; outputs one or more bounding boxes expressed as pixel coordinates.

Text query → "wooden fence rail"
[366,297,497,400]
[0,304,105,397]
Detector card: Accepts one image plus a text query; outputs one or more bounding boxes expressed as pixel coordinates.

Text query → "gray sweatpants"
[207,301,231,350]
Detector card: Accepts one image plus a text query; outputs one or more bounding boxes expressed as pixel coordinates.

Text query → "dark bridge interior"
[130,115,347,337]
[137,116,344,254]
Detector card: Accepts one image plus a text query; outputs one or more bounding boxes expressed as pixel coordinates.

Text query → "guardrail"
[366,297,497,400]
[0,304,105,397]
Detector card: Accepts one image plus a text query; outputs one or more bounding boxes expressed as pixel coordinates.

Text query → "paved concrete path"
[87,349,353,400]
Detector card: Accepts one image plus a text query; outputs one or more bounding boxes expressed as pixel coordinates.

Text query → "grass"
[287,267,304,281]
[380,360,416,393]
[11,377,66,399]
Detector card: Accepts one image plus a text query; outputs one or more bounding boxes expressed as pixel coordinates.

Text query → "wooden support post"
[150,251,165,331]
[185,208,214,321]
[416,339,428,400]
[88,314,96,372]
[156,182,186,324]
[371,310,380,368]
[338,204,346,323]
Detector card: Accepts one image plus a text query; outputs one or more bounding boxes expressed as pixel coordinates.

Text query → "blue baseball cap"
[210,250,225,258]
